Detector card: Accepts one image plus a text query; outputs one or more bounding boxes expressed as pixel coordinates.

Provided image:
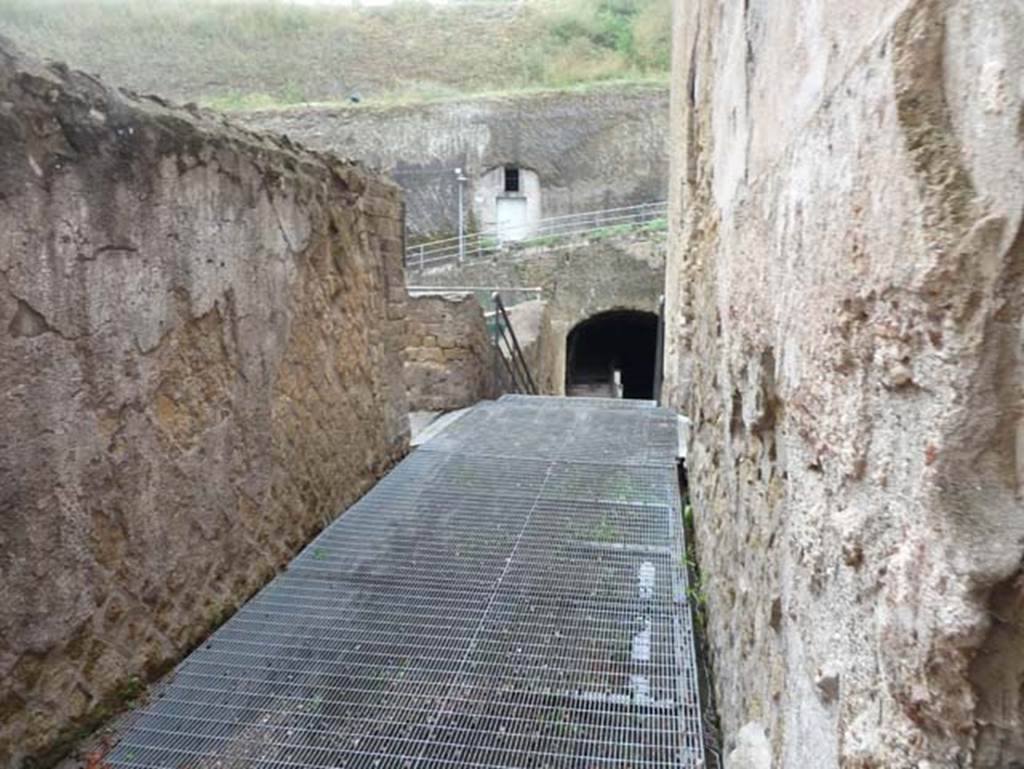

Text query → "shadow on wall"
[565,310,658,399]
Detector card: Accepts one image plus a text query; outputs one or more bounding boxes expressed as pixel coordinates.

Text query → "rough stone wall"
[405,294,494,412]
[663,1,1024,767]
[412,231,666,394]
[0,40,409,767]
[236,85,669,239]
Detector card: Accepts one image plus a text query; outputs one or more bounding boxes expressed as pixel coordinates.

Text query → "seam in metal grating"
[105,396,705,768]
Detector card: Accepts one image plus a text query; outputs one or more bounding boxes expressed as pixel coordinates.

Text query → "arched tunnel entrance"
[565,310,659,399]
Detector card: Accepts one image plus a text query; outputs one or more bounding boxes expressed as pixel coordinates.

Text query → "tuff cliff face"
[0,39,409,766]
[237,86,670,239]
[663,1,1023,767]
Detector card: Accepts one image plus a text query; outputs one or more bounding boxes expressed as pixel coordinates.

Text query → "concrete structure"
[662,1,1024,767]
[413,230,666,397]
[237,85,670,240]
[477,164,543,241]
[0,38,409,767]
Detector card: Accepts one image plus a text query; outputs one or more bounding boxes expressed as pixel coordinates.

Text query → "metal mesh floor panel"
[106,396,705,768]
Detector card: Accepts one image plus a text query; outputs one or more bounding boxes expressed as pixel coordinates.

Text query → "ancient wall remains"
[663,1,1024,766]
[412,232,666,395]
[0,39,409,767]
[237,85,670,239]
[405,294,495,412]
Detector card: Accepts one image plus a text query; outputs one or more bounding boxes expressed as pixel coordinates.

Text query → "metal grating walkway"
[105,395,705,768]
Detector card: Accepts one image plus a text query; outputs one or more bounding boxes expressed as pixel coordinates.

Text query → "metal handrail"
[492,292,537,396]
[407,285,543,295]
[409,201,665,250]
[406,200,667,271]
[415,203,665,256]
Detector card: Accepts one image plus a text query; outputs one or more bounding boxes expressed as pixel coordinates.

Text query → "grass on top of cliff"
[0,0,671,111]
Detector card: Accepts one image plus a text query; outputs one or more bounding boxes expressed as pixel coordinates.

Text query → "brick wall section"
[0,38,409,767]
[405,294,495,412]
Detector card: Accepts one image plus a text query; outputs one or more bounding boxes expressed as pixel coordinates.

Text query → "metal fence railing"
[491,292,537,396]
[405,200,668,272]
[407,285,543,315]
[406,285,543,297]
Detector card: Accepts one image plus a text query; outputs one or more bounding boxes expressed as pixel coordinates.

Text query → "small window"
[504,166,521,194]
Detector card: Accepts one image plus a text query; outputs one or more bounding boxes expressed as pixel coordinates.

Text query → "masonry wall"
[405,294,494,412]
[0,40,409,767]
[662,1,1024,766]
[413,232,666,395]
[237,85,670,239]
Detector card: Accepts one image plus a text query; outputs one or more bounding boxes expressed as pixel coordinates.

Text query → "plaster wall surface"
[477,166,542,240]
[0,39,409,767]
[236,86,670,239]
[663,1,1024,766]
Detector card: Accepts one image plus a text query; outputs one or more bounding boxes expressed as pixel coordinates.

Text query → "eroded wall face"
[405,294,495,412]
[237,86,670,239]
[663,1,1023,766]
[0,41,409,766]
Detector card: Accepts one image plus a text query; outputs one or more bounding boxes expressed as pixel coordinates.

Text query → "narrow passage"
[106,395,704,768]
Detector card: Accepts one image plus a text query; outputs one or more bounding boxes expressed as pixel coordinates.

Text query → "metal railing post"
[654,294,665,404]
[492,292,537,396]
[456,168,467,263]
[492,292,501,396]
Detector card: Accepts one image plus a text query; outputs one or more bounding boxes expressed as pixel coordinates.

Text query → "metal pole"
[492,292,501,395]
[654,294,665,404]
[456,168,468,263]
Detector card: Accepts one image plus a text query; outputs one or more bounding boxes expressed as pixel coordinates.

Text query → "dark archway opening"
[565,310,659,399]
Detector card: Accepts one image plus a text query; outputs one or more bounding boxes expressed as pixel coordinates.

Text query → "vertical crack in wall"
[892,0,975,241]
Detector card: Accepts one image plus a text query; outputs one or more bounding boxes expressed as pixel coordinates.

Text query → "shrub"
[0,0,671,109]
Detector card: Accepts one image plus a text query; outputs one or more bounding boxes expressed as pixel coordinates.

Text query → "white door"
[496,197,528,242]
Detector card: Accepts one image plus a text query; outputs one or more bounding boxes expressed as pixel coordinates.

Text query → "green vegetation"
[588,216,668,241]
[535,0,672,86]
[588,515,620,543]
[504,216,667,252]
[681,503,709,631]
[0,0,671,110]
[25,675,145,768]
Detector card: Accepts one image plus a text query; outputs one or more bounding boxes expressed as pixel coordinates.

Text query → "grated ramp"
[105,395,705,768]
